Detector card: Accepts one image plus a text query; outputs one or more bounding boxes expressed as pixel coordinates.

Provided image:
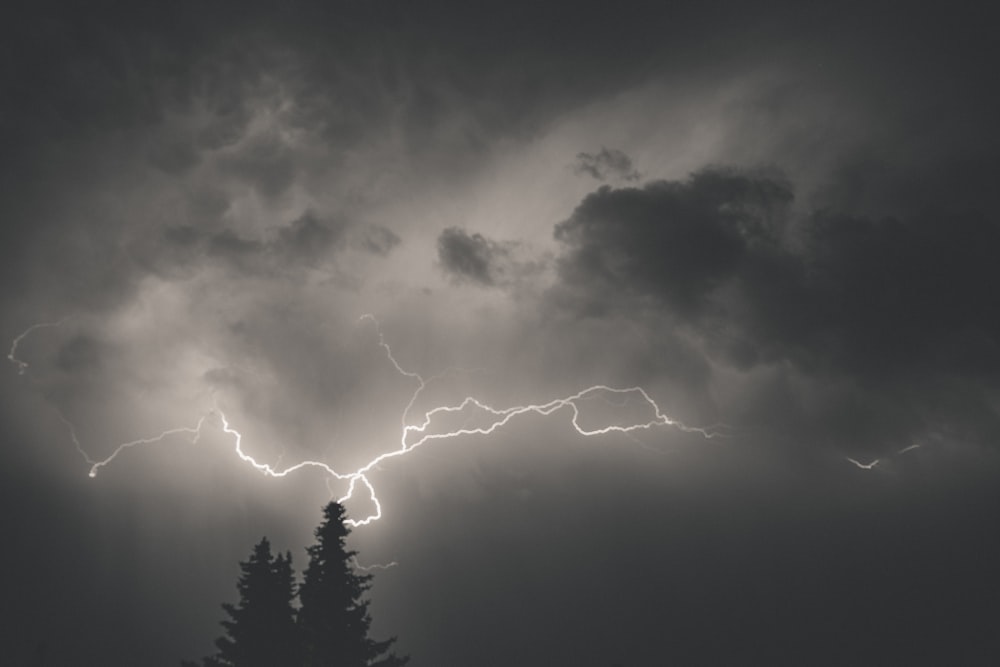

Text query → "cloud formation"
[554,167,792,315]
[573,148,640,182]
[551,166,1000,451]
[437,227,541,288]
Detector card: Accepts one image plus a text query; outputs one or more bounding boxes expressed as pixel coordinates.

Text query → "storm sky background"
[3,2,1000,665]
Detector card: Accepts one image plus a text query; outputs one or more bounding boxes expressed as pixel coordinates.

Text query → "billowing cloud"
[573,147,640,182]
[554,167,793,315]
[436,227,542,288]
[551,166,1000,451]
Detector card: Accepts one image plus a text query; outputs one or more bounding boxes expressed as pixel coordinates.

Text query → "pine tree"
[209,537,300,667]
[297,502,408,667]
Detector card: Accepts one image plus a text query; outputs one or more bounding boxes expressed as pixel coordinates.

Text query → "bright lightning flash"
[8,316,725,527]
[846,457,880,470]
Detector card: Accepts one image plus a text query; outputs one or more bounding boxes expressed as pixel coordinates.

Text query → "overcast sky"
[3,2,1000,665]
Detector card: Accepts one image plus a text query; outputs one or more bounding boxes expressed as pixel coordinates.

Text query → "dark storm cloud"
[436,227,541,288]
[552,166,1000,449]
[437,227,508,286]
[573,148,640,182]
[554,168,793,316]
[794,211,1000,375]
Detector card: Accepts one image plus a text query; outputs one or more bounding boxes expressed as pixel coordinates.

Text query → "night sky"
[3,2,1000,665]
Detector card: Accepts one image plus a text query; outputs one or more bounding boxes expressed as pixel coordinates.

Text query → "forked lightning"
[8,316,724,526]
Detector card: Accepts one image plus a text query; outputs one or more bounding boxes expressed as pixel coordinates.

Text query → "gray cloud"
[154,211,399,280]
[436,227,541,288]
[554,167,793,316]
[437,227,507,286]
[552,166,1000,451]
[276,212,348,263]
[352,224,401,257]
[573,147,640,182]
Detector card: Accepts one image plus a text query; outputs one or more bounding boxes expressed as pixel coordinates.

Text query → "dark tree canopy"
[298,502,407,667]
[184,537,299,667]
[219,537,300,666]
[184,502,406,667]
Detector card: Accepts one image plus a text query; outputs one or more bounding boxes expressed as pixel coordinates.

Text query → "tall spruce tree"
[297,502,407,667]
[192,537,300,667]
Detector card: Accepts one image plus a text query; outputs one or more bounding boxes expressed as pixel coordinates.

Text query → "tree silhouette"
[297,502,408,667]
[184,503,407,666]
[184,537,299,667]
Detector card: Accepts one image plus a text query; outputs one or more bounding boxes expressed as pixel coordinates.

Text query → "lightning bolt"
[7,318,68,375]
[55,409,99,469]
[350,556,399,572]
[8,315,724,527]
[86,417,209,478]
[844,443,924,471]
[845,457,880,470]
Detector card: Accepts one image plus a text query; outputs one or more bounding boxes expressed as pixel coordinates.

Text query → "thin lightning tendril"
[8,316,724,527]
[55,409,94,467]
[87,417,208,478]
[845,457,880,470]
[350,556,399,572]
[7,318,68,375]
[844,443,923,471]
